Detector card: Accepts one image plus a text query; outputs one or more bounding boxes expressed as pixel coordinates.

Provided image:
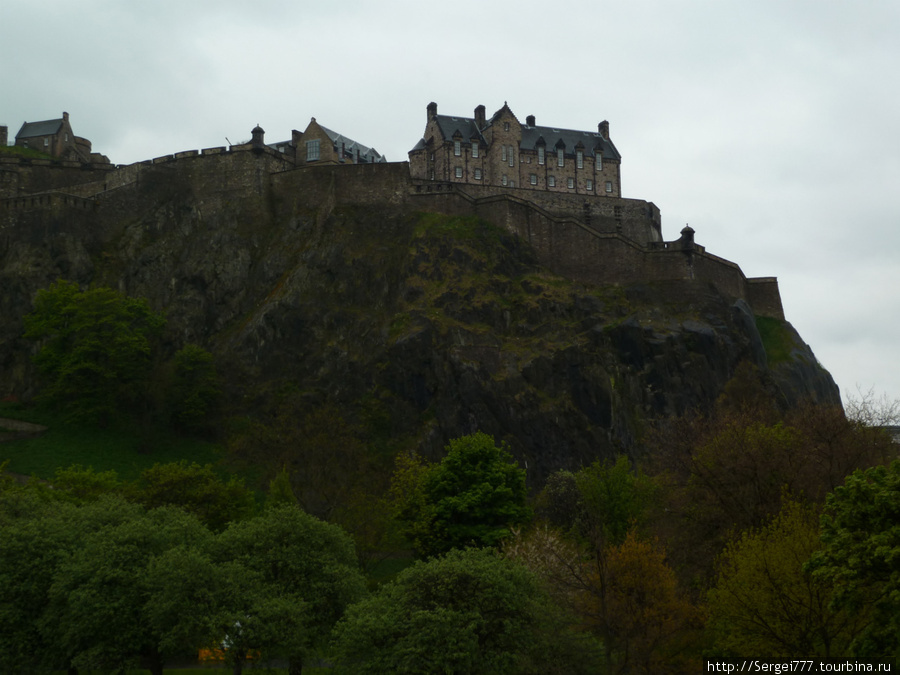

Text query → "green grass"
[0,403,226,480]
[0,144,54,160]
[755,316,801,365]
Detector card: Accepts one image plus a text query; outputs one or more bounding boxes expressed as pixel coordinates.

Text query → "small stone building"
[14,112,109,163]
[290,118,386,167]
[409,102,622,198]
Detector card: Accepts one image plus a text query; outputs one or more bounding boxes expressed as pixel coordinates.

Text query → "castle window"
[508,147,514,167]
[455,166,463,178]
[501,146,507,162]
[504,122,510,131]
[606,181,613,193]
[557,149,564,167]
[474,168,482,180]
[576,151,583,169]
[429,169,435,180]
[530,174,537,185]
[596,153,602,170]
[502,174,508,186]
[548,176,556,187]
[306,139,320,161]
[567,177,574,189]
[586,179,594,191]
[44,138,49,147]
[538,146,545,165]
[454,140,461,156]
[471,142,479,158]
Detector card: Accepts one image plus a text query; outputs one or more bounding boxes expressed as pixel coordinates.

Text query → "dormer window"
[454,140,461,156]
[471,141,479,158]
[557,148,564,167]
[576,151,583,169]
[596,152,602,170]
[538,146,545,165]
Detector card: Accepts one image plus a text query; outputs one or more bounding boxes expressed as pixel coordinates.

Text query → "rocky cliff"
[0,157,840,482]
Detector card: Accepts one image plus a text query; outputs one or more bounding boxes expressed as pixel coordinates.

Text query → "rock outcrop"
[0,158,840,482]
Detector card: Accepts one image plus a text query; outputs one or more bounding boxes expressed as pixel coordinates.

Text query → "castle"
[0,112,110,164]
[0,103,784,319]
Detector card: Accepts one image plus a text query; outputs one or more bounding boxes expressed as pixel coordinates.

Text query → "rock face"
[0,158,840,482]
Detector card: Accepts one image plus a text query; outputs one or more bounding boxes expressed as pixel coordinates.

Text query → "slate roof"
[521,124,620,160]
[434,115,486,144]
[16,118,64,139]
[427,110,620,160]
[319,125,386,163]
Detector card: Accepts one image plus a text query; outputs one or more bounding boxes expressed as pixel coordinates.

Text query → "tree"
[807,460,900,659]
[331,547,603,675]
[394,432,532,557]
[44,505,218,675]
[169,344,221,433]
[0,494,145,672]
[214,504,367,674]
[130,460,255,531]
[24,280,166,425]
[707,498,866,658]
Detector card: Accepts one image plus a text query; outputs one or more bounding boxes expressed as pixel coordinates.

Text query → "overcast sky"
[3,1,899,408]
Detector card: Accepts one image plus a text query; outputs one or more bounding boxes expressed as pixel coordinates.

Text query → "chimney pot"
[526,115,535,127]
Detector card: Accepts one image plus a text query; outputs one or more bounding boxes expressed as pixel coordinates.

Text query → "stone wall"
[0,148,783,319]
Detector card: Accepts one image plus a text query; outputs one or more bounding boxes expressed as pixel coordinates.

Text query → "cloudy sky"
[3,1,899,407]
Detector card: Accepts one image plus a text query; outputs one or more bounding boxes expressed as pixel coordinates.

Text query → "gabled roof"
[319,124,386,163]
[16,118,64,139]
[434,115,486,144]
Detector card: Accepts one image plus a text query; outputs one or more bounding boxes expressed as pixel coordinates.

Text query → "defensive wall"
[0,145,784,319]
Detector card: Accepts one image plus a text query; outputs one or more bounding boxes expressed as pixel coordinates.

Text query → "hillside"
[0,154,840,483]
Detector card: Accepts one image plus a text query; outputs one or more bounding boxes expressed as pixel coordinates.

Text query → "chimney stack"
[474,104,486,128]
[0,126,7,147]
[63,111,69,122]
[526,115,535,127]
[427,102,438,122]
[598,120,609,140]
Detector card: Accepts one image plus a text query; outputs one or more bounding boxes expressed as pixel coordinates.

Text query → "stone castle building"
[0,104,784,319]
[410,102,621,198]
[4,112,109,164]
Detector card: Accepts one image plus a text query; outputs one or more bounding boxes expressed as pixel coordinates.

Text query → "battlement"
[0,116,784,319]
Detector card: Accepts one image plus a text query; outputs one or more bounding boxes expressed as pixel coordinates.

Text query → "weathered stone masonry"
[0,114,784,320]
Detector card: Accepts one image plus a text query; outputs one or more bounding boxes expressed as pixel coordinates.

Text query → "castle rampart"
[0,131,784,320]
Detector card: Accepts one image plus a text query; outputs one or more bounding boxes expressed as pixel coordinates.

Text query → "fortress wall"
[747,278,785,319]
[412,180,661,242]
[0,157,114,199]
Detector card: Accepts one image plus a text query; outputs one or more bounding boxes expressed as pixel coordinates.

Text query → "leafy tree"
[23,280,166,425]
[49,464,123,503]
[214,504,367,674]
[265,465,299,509]
[707,498,865,658]
[331,547,603,675]
[572,455,658,546]
[394,432,531,557]
[129,460,255,531]
[807,460,900,659]
[169,343,221,433]
[43,505,217,675]
[0,495,146,672]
